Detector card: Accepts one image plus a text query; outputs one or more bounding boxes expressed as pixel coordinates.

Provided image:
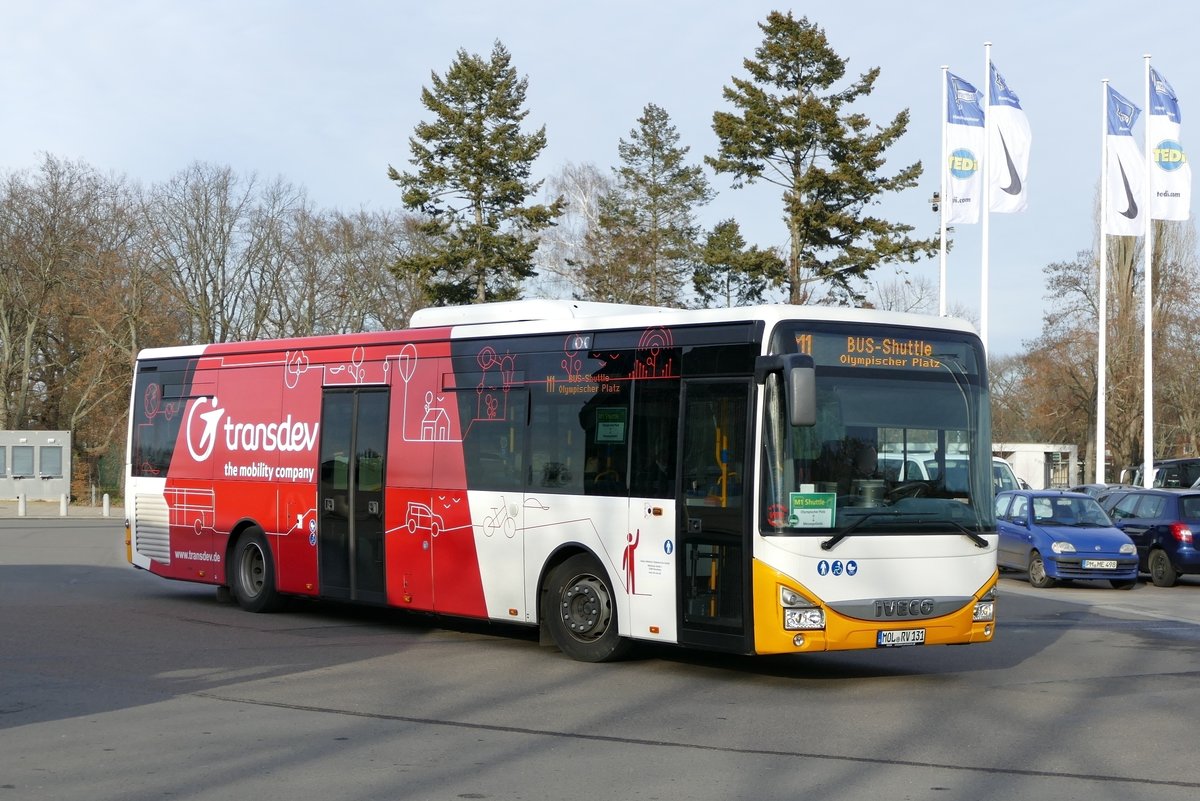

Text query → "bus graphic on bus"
[125,300,997,661]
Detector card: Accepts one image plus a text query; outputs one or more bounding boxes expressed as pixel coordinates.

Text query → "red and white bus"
[125,300,997,661]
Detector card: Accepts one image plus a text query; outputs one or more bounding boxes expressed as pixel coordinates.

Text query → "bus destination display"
[793,332,974,372]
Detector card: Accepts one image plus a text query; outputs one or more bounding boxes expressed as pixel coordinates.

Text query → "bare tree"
[0,155,118,429]
[866,272,938,314]
[1149,222,1200,456]
[531,161,613,299]
[1002,214,1200,481]
[0,155,179,495]
[273,208,430,336]
[142,163,301,343]
[354,211,432,330]
[241,175,310,337]
[989,353,1036,441]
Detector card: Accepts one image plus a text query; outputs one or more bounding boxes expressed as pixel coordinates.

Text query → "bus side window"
[682,383,748,508]
[629,379,679,499]
[583,394,629,493]
[528,392,586,494]
[455,388,526,492]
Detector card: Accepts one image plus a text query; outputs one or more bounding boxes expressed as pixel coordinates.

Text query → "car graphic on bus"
[404,501,444,537]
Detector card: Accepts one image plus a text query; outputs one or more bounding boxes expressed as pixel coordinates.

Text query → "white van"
[991,457,1020,493]
[877,452,1020,494]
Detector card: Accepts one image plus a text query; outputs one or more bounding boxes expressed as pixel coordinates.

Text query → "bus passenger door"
[318,388,389,604]
[677,379,752,653]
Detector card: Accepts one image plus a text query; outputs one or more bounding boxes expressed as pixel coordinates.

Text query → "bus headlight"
[784,608,826,630]
[973,584,996,622]
[780,586,825,630]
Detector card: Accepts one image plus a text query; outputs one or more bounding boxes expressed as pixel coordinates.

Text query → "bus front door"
[677,379,752,653]
[318,388,389,604]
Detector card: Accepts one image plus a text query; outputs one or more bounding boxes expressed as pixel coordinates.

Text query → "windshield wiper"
[821,511,921,551]
[820,512,990,550]
[942,519,990,548]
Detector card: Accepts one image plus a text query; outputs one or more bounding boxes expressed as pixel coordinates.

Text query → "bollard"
[17,494,26,517]
[103,493,111,517]
[60,493,68,517]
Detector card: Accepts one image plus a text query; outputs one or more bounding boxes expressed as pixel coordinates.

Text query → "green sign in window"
[595,407,627,443]
[789,492,836,528]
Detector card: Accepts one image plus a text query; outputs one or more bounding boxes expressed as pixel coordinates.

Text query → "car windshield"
[1030,495,1111,527]
[760,323,992,537]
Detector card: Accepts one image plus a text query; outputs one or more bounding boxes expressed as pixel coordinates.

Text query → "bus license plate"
[877,629,925,647]
[1082,559,1118,570]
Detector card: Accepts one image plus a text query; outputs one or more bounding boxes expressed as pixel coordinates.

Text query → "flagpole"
[1142,54,1154,487]
[1098,80,1109,484]
[980,42,992,352]
[940,65,949,317]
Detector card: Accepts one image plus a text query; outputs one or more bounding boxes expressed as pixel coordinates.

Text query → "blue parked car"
[1098,488,1200,587]
[995,490,1138,589]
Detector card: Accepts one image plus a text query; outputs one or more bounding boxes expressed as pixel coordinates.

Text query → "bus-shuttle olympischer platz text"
[125,300,997,662]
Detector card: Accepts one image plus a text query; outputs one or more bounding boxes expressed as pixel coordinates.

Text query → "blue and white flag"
[988,63,1031,213]
[1104,85,1145,236]
[944,71,985,224]
[1148,67,1191,221]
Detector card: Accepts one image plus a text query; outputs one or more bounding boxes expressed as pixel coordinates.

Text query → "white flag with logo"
[1104,85,1145,236]
[988,63,1030,213]
[1148,67,1191,220]
[944,71,985,224]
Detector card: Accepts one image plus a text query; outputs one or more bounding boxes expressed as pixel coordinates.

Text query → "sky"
[3,1,1195,356]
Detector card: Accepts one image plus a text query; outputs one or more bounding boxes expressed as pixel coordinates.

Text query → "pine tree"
[580,103,711,306]
[708,12,936,304]
[388,41,563,305]
[694,219,785,308]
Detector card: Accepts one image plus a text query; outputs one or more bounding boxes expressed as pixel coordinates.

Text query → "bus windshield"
[761,323,993,537]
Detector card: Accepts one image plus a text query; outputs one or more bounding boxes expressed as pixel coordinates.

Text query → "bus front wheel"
[542,553,632,663]
[231,528,283,613]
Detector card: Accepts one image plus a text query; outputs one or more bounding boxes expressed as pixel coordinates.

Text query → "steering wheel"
[886,481,930,500]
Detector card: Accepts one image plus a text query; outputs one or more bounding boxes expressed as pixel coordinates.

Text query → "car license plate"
[877,629,925,647]
[1082,559,1118,570]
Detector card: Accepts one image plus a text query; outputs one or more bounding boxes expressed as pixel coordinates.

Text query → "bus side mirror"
[787,361,816,427]
[755,354,815,427]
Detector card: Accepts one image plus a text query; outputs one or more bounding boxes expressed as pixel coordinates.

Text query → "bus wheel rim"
[560,575,611,642]
[240,543,265,597]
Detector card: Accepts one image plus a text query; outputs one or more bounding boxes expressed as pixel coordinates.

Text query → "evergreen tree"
[694,219,785,308]
[388,41,563,304]
[580,103,711,306]
[708,12,936,303]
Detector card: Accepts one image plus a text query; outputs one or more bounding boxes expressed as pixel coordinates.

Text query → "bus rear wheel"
[542,553,632,663]
[230,528,283,613]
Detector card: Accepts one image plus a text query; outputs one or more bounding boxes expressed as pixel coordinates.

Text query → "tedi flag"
[988,63,1031,213]
[1104,85,1145,236]
[1148,67,1191,221]
[945,71,985,224]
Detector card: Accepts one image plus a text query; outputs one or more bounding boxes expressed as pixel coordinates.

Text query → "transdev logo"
[948,148,979,180]
[186,397,225,462]
[1154,139,1187,171]
[185,396,319,462]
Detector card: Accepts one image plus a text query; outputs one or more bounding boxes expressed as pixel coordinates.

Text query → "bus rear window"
[130,359,199,477]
